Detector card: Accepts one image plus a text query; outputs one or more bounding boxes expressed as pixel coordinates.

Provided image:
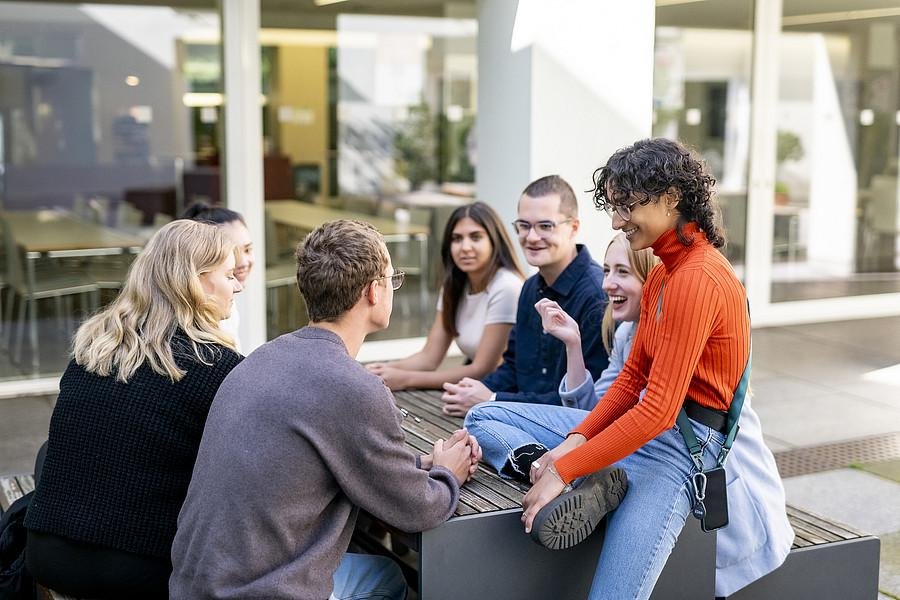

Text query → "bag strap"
[656,280,750,471]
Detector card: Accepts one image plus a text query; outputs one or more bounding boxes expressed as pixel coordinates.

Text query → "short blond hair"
[74,220,237,382]
[296,219,389,322]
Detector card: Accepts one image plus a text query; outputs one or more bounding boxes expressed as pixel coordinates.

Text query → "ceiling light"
[859,109,874,126]
[314,0,350,6]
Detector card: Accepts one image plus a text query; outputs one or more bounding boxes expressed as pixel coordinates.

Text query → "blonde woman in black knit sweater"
[25,220,243,599]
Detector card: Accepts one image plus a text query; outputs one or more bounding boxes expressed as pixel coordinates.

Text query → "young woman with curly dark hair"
[520,138,790,599]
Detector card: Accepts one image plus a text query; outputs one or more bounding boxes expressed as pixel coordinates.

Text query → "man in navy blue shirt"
[441,175,609,415]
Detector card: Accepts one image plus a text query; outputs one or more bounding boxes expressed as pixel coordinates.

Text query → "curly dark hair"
[590,138,725,248]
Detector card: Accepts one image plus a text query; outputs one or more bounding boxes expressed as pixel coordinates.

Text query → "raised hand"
[534,298,581,347]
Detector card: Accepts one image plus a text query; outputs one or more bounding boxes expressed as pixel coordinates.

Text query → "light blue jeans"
[330,553,407,600]
[463,401,587,475]
[465,401,725,600]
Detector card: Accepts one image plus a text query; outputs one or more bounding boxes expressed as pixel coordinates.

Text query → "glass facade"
[654,0,755,271]
[256,7,478,341]
[0,2,219,379]
[1,0,899,386]
[771,3,900,301]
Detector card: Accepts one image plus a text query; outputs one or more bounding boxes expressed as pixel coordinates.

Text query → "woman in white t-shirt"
[368,202,524,390]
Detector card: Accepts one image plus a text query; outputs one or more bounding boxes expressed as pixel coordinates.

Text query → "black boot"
[530,466,628,550]
[499,443,549,484]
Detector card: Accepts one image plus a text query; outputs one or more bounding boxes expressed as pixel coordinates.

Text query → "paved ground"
[2,315,900,597]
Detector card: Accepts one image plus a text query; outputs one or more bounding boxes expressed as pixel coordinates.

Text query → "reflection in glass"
[0,2,219,379]
[653,2,754,271]
[259,9,479,342]
[772,5,900,301]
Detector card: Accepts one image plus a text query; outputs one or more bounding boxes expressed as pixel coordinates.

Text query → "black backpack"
[0,491,36,600]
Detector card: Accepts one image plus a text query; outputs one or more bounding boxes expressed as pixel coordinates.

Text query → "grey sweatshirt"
[170,327,460,599]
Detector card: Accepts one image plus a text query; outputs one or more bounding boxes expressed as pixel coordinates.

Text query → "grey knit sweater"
[170,327,460,599]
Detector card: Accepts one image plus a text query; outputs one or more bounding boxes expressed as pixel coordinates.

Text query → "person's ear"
[365,279,378,306]
[569,217,580,237]
[665,187,681,211]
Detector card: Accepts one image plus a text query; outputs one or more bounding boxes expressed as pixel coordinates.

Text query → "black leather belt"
[683,398,728,433]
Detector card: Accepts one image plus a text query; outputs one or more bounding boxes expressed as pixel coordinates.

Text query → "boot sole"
[530,466,628,550]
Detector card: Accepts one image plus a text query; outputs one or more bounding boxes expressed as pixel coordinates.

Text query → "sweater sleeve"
[555,270,723,483]
[316,378,459,533]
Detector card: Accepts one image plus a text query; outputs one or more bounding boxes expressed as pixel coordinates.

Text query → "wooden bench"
[385,390,881,600]
[385,390,716,600]
[0,472,34,511]
[4,392,880,600]
[724,505,880,600]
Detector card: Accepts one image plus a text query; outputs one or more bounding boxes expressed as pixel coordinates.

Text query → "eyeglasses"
[602,195,654,222]
[511,218,573,237]
[375,271,405,290]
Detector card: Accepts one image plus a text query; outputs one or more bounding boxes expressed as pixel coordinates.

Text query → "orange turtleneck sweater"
[554,223,750,484]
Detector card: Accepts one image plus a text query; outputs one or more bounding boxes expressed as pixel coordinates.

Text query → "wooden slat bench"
[386,390,881,600]
[387,390,716,600]
[0,472,34,511]
[724,505,880,599]
[3,391,880,600]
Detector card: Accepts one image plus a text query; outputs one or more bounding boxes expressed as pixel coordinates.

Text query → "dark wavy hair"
[591,138,725,248]
[440,202,524,337]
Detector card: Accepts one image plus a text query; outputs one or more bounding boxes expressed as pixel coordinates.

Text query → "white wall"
[477,0,655,262]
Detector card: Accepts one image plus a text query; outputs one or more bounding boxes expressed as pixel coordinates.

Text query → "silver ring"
[532,461,541,470]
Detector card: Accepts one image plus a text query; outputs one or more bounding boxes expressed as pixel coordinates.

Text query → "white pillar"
[744,0,781,310]
[221,0,266,352]
[476,0,655,261]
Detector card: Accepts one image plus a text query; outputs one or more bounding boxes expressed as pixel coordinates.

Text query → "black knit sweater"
[25,333,242,559]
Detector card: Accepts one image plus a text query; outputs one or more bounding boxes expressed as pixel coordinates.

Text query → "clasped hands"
[441,377,492,417]
[421,428,482,485]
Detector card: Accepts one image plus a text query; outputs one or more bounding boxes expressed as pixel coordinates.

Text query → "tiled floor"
[2,315,900,597]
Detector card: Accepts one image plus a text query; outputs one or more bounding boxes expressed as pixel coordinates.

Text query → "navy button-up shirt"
[482,244,609,405]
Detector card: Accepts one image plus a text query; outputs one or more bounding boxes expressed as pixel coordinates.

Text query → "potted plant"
[775,130,804,205]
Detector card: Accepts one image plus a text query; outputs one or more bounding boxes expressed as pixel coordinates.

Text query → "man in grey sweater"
[170,220,478,600]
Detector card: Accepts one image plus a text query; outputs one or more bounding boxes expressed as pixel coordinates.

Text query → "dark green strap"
[656,281,750,469]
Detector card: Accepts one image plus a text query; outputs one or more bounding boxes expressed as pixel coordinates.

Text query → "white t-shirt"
[437,268,522,361]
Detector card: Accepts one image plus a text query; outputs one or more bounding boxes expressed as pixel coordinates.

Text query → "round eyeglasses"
[602,196,654,222]
[375,271,405,290]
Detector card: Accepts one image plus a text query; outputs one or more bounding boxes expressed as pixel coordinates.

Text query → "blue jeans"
[464,401,588,475]
[465,401,725,600]
[330,553,407,600]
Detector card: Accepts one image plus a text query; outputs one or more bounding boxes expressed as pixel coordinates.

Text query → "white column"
[743,0,781,311]
[221,0,266,352]
[476,0,655,261]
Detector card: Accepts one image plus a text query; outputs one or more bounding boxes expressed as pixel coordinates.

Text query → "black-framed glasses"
[375,271,405,290]
[603,195,654,222]
[511,218,573,237]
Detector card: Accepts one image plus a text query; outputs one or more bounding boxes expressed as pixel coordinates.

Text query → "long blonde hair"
[73,220,237,383]
[600,233,660,353]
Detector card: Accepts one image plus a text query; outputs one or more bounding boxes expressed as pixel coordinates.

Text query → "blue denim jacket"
[482,245,609,405]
